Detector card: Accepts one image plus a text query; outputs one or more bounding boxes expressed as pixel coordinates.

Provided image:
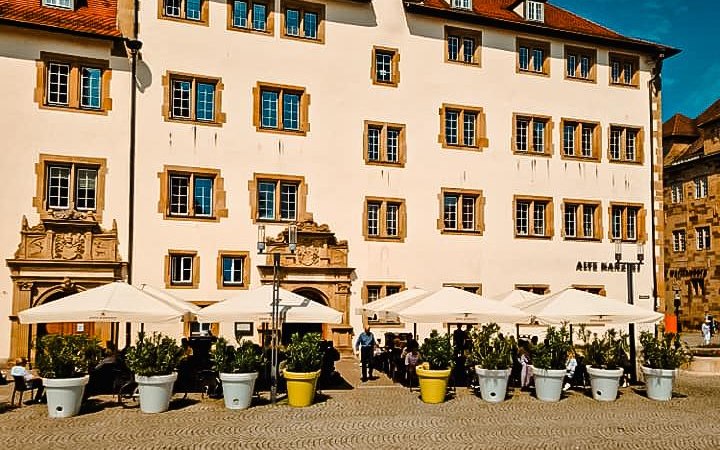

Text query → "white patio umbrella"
[195,285,343,324]
[395,287,532,324]
[18,281,185,324]
[493,289,541,307]
[520,288,664,325]
[360,287,429,316]
[139,284,201,321]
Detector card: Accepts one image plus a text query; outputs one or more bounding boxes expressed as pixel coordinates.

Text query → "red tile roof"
[407,0,678,56]
[663,114,698,139]
[0,0,122,38]
[696,99,720,127]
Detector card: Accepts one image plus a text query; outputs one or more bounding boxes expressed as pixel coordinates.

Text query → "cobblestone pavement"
[2,360,719,450]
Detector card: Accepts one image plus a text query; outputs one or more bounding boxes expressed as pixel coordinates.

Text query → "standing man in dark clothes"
[355,326,377,382]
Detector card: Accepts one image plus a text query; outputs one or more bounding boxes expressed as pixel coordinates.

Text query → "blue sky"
[553,0,719,121]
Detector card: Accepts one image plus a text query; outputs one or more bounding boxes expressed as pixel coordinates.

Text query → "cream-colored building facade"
[0,0,677,361]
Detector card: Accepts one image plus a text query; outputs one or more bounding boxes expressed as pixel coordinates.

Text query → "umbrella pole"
[26,323,32,365]
[413,323,417,340]
[515,323,520,339]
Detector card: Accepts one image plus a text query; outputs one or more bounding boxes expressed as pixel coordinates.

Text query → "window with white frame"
[162,0,205,22]
[364,283,404,324]
[441,104,486,149]
[167,74,220,124]
[170,253,194,285]
[40,55,110,112]
[257,179,298,221]
[515,197,552,238]
[445,27,481,66]
[441,190,484,234]
[611,204,642,242]
[609,126,642,163]
[222,254,245,286]
[255,82,308,134]
[563,201,600,239]
[517,38,549,75]
[695,176,708,199]
[167,172,215,218]
[451,0,472,10]
[230,1,273,32]
[670,183,683,203]
[609,53,639,87]
[696,227,711,250]
[42,0,73,9]
[372,47,399,86]
[364,121,405,166]
[282,1,323,41]
[364,198,406,241]
[562,120,599,160]
[515,115,550,155]
[525,0,544,22]
[45,163,99,211]
[565,46,596,81]
[672,230,686,252]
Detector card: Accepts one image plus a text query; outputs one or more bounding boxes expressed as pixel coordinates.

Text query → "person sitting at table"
[404,347,421,388]
[10,357,44,403]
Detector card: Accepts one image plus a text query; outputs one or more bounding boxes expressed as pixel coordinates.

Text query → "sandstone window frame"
[608,202,646,243]
[217,250,251,289]
[35,52,112,114]
[158,0,210,26]
[363,196,407,242]
[561,199,603,241]
[609,52,640,88]
[560,118,601,162]
[363,121,407,167]
[165,250,200,289]
[162,72,226,126]
[571,284,606,296]
[362,281,406,327]
[371,46,400,87]
[253,81,310,135]
[444,26,482,67]
[564,45,597,83]
[438,103,489,151]
[226,0,275,34]
[512,113,553,156]
[694,176,708,199]
[608,124,644,164]
[42,0,74,10]
[438,188,485,235]
[515,284,550,295]
[672,230,686,252]
[280,0,325,44]
[514,195,554,239]
[33,154,107,222]
[249,173,308,224]
[696,226,711,250]
[158,165,228,222]
[670,183,684,204]
[516,37,550,76]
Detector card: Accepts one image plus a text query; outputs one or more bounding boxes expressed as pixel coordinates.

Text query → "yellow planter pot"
[415,367,451,404]
[283,369,321,407]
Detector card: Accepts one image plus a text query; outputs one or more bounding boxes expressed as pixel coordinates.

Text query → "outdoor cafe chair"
[10,376,36,407]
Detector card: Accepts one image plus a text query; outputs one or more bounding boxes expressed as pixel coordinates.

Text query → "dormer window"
[451,0,472,10]
[42,0,74,9]
[526,0,544,22]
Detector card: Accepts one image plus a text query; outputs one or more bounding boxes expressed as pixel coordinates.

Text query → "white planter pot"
[530,366,566,402]
[474,367,511,403]
[219,372,258,410]
[641,366,677,401]
[42,375,89,418]
[587,366,624,401]
[135,372,178,413]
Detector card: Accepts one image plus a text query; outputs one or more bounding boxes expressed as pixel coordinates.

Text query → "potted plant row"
[639,331,692,401]
[530,325,573,402]
[36,333,103,418]
[578,326,628,401]
[125,332,185,413]
[469,323,514,403]
[283,332,322,407]
[210,337,265,410]
[416,331,453,404]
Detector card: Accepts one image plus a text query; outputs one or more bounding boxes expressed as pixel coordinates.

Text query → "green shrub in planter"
[37,334,103,379]
[578,326,628,370]
[125,332,185,377]
[211,337,265,374]
[420,331,454,370]
[639,331,692,370]
[285,333,322,373]
[469,323,514,370]
[532,325,573,370]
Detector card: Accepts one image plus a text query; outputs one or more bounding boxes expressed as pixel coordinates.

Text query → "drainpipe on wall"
[648,53,665,318]
[124,0,142,346]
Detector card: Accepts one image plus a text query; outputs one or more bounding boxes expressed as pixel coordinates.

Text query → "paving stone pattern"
[2,360,719,450]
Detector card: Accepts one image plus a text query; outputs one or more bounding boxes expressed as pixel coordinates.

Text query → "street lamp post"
[614,240,644,384]
[257,223,297,405]
[673,285,682,333]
